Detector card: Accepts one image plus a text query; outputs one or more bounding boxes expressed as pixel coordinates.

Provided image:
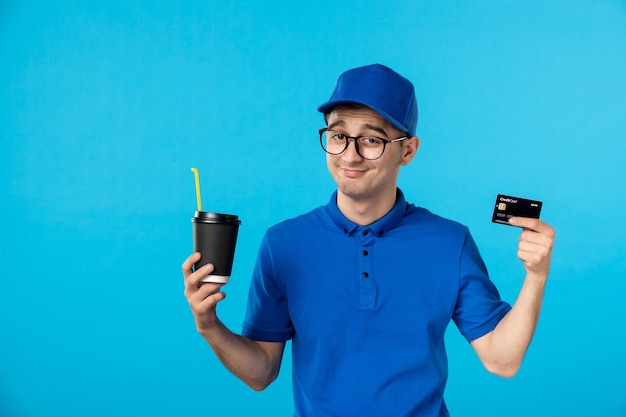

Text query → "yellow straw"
[190,167,202,211]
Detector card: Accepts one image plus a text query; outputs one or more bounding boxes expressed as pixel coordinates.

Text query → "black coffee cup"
[191,211,241,283]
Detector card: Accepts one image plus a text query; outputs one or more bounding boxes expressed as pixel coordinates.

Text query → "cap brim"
[317,99,410,136]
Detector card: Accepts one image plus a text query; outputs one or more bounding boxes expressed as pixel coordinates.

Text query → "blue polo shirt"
[242,189,511,417]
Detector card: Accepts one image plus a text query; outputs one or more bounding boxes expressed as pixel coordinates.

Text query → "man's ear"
[400,135,420,165]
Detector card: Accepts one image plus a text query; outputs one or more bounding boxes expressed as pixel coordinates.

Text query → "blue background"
[2,1,625,416]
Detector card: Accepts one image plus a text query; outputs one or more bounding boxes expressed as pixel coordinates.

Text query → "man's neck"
[336,188,398,226]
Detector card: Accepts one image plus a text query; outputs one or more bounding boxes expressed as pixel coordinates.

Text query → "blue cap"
[317,64,418,136]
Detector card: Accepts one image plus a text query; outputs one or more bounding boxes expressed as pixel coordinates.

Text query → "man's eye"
[361,137,382,145]
[331,132,347,141]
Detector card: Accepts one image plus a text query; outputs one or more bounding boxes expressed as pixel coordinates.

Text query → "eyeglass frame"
[318,127,409,160]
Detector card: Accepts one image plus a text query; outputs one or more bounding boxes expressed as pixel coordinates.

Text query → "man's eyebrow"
[326,121,389,137]
[327,121,345,130]
[363,124,388,137]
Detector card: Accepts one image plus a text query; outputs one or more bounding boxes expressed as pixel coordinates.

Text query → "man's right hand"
[182,252,227,334]
[181,252,286,391]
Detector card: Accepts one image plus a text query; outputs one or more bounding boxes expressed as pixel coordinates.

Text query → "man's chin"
[338,184,375,202]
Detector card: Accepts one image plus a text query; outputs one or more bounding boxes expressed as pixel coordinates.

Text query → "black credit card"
[492,194,542,225]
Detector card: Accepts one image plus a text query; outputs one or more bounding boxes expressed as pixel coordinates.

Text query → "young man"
[183,64,555,417]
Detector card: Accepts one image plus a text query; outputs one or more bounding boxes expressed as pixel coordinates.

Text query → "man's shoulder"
[403,203,469,235]
[266,204,329,235]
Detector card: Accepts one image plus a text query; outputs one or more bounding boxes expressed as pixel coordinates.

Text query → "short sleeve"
[453,231,511,342]
[241,232,294,342]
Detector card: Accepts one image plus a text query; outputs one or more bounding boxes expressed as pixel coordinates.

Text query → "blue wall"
[1,1,625,416]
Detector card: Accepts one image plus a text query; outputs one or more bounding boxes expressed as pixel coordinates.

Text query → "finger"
[189,292,227,326]
[195,291,227,312]
[517,249,539,266]
[517,248,551,270]
[182,252,202,278]
[188,280,224,305]
[519,229,553,246]
[509,217,555,236]
[186,265,216,294]
[185,273,228,305]
[184,264,215,297]
[517,239,551,255]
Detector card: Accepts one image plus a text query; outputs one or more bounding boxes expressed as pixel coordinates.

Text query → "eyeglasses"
[318,128,408,160]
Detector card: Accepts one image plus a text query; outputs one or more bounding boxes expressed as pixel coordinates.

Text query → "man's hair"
[323,103,367,120]
[323,104,409,136]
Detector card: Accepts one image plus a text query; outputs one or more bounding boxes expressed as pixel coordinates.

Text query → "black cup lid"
[191,211,241,224]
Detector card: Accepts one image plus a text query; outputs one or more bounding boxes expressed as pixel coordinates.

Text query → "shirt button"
[362,230,369,236]
[362,272,369,278]
[362,250,369,256]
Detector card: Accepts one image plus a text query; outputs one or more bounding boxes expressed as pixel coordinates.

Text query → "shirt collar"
[326,189,407,237]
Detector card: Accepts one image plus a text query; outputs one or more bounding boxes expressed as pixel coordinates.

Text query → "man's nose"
[342,138,363,161]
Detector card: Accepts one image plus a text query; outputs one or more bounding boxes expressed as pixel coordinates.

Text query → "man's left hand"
[508,217,556,278]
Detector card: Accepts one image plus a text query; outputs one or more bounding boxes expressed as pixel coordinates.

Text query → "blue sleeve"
[241,231,294,342]
[453,231,512,342]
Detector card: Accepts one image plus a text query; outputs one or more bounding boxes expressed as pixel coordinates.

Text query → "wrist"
[196,312,221,336]
[524,270,548,288]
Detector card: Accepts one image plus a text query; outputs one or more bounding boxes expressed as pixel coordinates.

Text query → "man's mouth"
[340,167,367,177]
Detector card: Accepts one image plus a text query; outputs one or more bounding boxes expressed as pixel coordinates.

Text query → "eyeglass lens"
[320,130,386,160]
